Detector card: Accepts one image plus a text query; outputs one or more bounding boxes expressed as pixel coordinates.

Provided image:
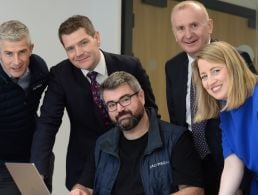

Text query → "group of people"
[0,1,257,195]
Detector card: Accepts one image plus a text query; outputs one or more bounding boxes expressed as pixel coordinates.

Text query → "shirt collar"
[81,50,107,77]
[18,68,30,80]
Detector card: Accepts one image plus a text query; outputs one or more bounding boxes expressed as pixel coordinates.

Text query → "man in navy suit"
[165,1,255,194]
[31,15,158,192]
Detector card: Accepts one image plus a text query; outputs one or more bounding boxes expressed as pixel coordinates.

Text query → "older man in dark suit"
[31,15,158,192]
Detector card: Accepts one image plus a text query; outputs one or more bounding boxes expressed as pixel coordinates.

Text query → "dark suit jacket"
[31,51,158,190]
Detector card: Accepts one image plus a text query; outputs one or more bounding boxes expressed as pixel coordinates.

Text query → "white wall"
[0,0,121,194]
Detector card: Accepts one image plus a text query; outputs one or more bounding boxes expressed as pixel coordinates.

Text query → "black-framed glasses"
[105,91,139,112]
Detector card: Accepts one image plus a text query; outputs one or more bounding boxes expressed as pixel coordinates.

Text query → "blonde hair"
[192,41,258,122]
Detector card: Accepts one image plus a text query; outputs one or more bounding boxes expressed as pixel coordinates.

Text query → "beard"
[115,107,144,131]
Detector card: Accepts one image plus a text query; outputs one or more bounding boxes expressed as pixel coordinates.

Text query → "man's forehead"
[0,40,31,51]
[172,12,206,28]
[103,84,133,99]
[172,5,205,19]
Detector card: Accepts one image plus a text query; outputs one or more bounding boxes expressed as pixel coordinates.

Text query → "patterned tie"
[190,82,210,159]
[87,71,111,127]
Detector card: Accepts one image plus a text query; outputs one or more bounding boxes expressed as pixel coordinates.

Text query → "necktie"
[87,71,111,127]
[12,77,19,83]
[190,82,210,159]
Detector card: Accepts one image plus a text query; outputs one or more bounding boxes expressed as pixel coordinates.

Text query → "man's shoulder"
[94,128,120,155]
[29,54,49,76]
[52,58,71,68]
[166,51,188,65]
[49,59,74,73]
[158,120,186,140]
[96,127,118,145]
[103,51,139,65]
[30,54,48,69]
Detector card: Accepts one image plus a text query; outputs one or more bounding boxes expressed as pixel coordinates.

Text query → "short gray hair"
[100,71,142,94]
[0,20,31,43]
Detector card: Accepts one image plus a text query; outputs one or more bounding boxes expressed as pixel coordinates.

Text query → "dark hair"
[58,15,96,45]
[100,71,142,94]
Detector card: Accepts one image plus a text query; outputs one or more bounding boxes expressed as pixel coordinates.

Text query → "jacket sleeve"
[77,150,96,188]
[31,68,65,177]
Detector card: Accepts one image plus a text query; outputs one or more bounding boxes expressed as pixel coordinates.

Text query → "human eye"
[191,23,198,30]
[19,49,29,57]
[80,40,88,47]
[65,46,74,53]
[200,74,207,81]
[176,26,184,32]
[120,95,130,105]
[211,68,221,75]
[4,51,13,57]
[106,102,116,110]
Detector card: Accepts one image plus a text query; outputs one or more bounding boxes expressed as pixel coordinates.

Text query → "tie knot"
[87,71,98,82]
[12,77,19,83]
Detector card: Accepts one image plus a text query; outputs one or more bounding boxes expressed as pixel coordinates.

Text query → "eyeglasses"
[105,91,139,112]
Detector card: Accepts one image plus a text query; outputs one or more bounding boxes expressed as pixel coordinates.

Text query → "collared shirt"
[81,50,108,84]
[186,39,211,131]
[16,69,30,90]
[186,54,194,131]
[9,68,30,91]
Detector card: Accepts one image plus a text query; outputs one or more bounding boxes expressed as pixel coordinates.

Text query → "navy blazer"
[31,51,158,190]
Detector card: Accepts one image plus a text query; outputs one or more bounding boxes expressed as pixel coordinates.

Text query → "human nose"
[74,46,83,56]
[206,75,217,88]
[13,54,21,65]
[185,27,193,38]
[116,101,125,112]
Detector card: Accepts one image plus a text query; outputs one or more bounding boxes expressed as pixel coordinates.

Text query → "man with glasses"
[70,71,204,195]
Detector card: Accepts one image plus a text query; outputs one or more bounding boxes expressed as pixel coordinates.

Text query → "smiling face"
[61,27,100,71]
[103,84,145,131]
[198,59,229,100]
[0,38,33,78]
[171,4,213,57]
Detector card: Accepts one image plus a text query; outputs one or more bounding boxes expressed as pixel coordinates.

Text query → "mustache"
[115,110,132,121]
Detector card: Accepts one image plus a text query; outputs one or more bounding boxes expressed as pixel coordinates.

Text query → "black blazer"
[31,51,158,190]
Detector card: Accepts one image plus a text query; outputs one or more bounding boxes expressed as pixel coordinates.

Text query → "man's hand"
[69,184,92,195]
[172,185,204,195]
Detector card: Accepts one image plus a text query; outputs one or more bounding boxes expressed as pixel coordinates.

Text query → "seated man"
[70,71,204,195]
